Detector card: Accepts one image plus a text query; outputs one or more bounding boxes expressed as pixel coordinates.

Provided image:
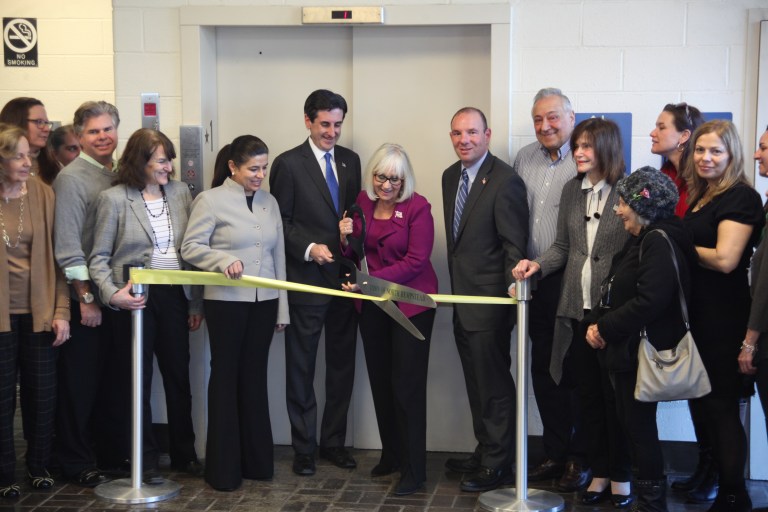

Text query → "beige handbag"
[634,230,711,402]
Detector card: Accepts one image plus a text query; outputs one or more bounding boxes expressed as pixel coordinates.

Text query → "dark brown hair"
[570,117,625,185]
[116,129,176,189]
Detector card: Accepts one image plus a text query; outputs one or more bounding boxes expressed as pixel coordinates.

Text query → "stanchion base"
[95,478,181,504]
[476,488,564,512]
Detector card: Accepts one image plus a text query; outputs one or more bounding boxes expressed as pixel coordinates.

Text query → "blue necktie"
[453,168,468,241]
[324,153,339,214]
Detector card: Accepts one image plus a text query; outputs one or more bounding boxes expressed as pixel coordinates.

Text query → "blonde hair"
[685,120,748,205]
[0,123,28,182]
[363,143,416,203]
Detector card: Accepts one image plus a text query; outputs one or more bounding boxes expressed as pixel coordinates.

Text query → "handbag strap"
[639,229,690,330]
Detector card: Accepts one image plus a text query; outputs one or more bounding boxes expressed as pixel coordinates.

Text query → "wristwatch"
[81,292,95,304]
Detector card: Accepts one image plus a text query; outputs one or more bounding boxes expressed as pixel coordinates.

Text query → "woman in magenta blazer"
[339,143,437,496]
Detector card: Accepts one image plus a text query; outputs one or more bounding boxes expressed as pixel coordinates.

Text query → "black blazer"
[269,139,361,305]
[441,152,529,331]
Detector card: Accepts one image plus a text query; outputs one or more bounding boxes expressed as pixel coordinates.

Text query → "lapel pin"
[395,211,403,219]
[342,162,347,168]
[482,177,487,185]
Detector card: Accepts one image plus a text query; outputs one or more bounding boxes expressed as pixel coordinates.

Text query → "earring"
[676,142,685,152]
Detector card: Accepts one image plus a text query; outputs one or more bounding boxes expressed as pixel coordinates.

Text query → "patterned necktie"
[453,168,469,241]
[324,152,339,214]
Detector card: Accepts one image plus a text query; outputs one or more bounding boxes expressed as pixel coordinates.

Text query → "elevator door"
[215,24,491,451]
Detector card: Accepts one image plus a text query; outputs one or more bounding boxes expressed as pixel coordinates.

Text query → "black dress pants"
[56,304,112,477]
[529,270,585,464]
[204,298,277,490]
[108,285,197,470]
[359,303,435,486]
[453,314,516,470]
[285,297,357,455]
[572,319,632,482]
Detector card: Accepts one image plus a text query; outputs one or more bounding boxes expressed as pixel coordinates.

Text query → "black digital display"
[331,10,352,20]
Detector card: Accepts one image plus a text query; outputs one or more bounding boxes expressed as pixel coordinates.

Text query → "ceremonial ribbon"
[129,269,517,305]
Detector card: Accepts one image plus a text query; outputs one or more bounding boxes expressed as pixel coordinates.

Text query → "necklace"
[141,187,173,254]
[0,193,24,248]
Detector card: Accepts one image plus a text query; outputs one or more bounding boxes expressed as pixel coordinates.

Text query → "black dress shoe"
[319,447,356,469]
[580,488,610,505]
[394,478,424,496]
[445,454,480,473]
[371,462,399,477]
[528,459,566,482]
[71,468,109,488]
[610,493,634,508]
[293,453,316,476]
[557,461,591,492]
[172,460,205,477]
[460,466,513,492]
[143,469,164,485]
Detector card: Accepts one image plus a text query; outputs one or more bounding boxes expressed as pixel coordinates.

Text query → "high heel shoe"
[581,487,610,505]
[610,493,634,508]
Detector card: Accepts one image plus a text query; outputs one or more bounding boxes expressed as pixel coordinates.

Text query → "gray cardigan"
[181,177,289,325]
[534,177,629,382]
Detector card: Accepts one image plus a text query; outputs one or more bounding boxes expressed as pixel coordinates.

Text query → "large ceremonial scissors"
[339,204,436,341]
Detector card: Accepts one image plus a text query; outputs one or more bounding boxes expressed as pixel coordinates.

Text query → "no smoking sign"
[4,18,38,67]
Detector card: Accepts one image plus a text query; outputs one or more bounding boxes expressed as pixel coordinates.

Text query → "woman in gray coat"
[513,118,631,506]
[181,135,288,492]
[89,129,203,481]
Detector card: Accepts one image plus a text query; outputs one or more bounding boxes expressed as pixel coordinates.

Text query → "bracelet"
[740,341,757,354]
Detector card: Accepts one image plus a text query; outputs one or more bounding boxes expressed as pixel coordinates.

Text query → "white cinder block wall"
[2,0,767,478]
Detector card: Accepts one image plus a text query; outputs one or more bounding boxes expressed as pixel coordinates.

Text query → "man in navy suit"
[442,107,528,492]
[269,90,361,476]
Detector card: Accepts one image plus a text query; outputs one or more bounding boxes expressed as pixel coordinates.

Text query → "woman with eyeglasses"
[513,118,632,507]
[683,121,763,512]
[0,123,70,498]
[89,128,204,482]
[338,143,437,496]
[0,98,57,181]
[584,167,697,512]
[182,135,288,491]
[649,102,705,218]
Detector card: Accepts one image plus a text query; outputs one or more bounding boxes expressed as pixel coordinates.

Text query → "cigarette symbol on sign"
[4,18,37,53]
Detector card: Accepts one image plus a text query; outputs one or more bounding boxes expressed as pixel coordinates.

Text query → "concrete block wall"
[0,0,114,127]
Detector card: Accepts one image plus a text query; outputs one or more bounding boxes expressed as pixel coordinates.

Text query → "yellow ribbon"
[129,269,516,305]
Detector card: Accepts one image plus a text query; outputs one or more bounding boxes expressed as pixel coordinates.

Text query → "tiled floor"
[3,446,767,512]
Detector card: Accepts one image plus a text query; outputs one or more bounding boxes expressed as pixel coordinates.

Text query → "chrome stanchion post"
[96,266,181,504]
[476,278,564,512]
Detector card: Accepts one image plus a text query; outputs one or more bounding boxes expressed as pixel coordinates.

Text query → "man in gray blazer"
[269,90,362,476]
[441,107,528,492]
[512,88,590,491]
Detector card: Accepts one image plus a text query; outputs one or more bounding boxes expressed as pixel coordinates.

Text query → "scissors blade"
[374,300,426,341]
[358,273,436,309]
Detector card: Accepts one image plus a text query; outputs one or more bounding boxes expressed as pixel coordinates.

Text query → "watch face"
[82,292,95,304]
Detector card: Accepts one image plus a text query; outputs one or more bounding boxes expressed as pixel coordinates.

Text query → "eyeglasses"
[27,118,54,129]
[373,174,402,185]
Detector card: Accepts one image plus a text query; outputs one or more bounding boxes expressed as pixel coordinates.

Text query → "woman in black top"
[585,167,697,512]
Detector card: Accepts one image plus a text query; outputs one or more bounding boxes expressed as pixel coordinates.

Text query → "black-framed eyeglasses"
[373,174,402,185]
[27,118,54,129]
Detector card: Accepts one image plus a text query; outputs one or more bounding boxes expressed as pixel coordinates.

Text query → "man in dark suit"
[441,107,528,492]
[269,89,361,476]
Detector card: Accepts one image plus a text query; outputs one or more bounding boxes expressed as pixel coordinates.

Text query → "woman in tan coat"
[0,124,70,498]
